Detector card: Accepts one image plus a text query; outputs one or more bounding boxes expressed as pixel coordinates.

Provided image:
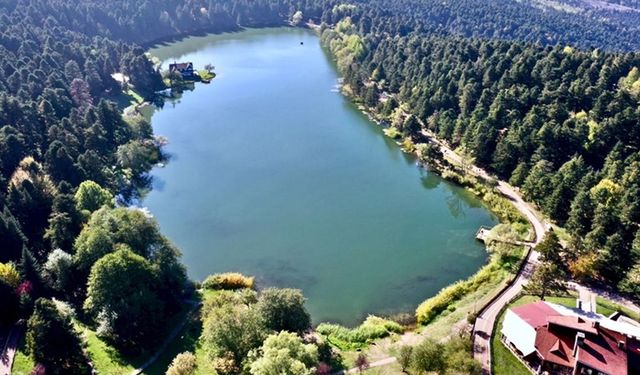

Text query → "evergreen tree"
[26,298,90,375]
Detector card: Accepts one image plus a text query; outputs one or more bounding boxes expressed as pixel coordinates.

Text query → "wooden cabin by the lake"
[169,62,195,78]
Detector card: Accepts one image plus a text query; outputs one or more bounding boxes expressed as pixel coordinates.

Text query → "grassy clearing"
[127,88,144,104]
[79,303,192,374]
[491,295,537,375]
[80,324,142,374]
[595,296,640,320]
[545,295,578,309]
[143,290,233,374]
[142,310,214,375]
[112,87,145,112]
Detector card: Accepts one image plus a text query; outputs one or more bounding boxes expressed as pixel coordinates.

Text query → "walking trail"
[420,129,549,374]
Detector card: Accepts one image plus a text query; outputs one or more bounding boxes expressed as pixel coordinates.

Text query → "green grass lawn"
[142,307,211,375]
[80,324,143,374]
[79,303,193,374]
[595,296,640,321]
[545,295,577,309]
[11,336,34,375]
[491,295,537,375]
[111,86,146,113]
[143,291,221,374]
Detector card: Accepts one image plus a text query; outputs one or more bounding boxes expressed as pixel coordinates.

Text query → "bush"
[383,127,401,139]
[201,289,258,320]
[316,315,403,347]
[387,312,416,326]
[166,351,197,375]
[416,281,468,324]
[0,262,21,288]
[482,191,528,225]
[256,288,311,333]
[202,273,254,290]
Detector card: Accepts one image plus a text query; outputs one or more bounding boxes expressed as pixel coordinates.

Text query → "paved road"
[418,129,550,374]
[470,181,547,374]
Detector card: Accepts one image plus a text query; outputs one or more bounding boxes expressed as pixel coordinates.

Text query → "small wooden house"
[169,62,195,78]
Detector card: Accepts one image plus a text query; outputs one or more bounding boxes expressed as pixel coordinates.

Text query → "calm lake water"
[145,28,497,325]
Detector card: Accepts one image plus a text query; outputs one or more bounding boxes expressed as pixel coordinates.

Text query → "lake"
[145,28,497,326]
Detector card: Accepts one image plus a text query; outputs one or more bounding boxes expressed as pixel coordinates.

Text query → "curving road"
[470,181,547,374]
[420,129,549,374]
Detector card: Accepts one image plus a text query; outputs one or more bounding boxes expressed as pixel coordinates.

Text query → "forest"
[1,0,640,374]
[320,7,640,296]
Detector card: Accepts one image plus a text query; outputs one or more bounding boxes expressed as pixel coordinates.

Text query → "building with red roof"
[501,301,640,375]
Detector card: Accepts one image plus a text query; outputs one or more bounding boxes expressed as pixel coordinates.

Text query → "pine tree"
[524,263,567,300]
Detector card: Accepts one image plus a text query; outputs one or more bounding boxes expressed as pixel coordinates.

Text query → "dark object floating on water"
[300,41,304,45]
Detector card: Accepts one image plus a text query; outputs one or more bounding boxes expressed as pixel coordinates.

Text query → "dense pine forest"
[1,0,640,374]
[320,8,640,296]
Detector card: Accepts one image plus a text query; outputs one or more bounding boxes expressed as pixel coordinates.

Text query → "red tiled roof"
[576,327,628,375]
[512,301,561,328]
[535,325,576,368]
[547,315,598,335]
[535,318,630,375]
[511,301,639,374]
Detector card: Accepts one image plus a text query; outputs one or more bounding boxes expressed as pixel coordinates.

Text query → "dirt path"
[129,301,200,375]
[332,357,398,375]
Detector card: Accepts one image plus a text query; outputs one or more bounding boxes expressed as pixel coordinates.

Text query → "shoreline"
[135,26,535,335]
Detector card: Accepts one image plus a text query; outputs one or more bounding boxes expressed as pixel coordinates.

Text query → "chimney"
[573,332,585,356]
[618,340,625,349]
[592,321,600,329]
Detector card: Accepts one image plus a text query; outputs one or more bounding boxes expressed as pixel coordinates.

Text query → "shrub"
[0,262,21,288]
[256,288,311,333]
[416,281,468,324]
[383,127,401,139]
[202,273,254,290]
[398,345,413,372]
[316,315,403,347]
[482,191,528,225]
[166,351,197,375]
[201,289,258,320]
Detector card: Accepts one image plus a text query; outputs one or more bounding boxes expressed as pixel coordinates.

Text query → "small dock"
[475,226,492,243]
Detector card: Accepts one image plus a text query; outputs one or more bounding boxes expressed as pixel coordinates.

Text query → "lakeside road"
[419,129,549,374]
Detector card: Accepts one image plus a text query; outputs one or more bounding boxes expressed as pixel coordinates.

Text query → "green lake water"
[145,28,497,325]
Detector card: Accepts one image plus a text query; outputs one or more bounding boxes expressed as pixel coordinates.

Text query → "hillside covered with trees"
[320,7,640,297]
[1,0,640,374]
